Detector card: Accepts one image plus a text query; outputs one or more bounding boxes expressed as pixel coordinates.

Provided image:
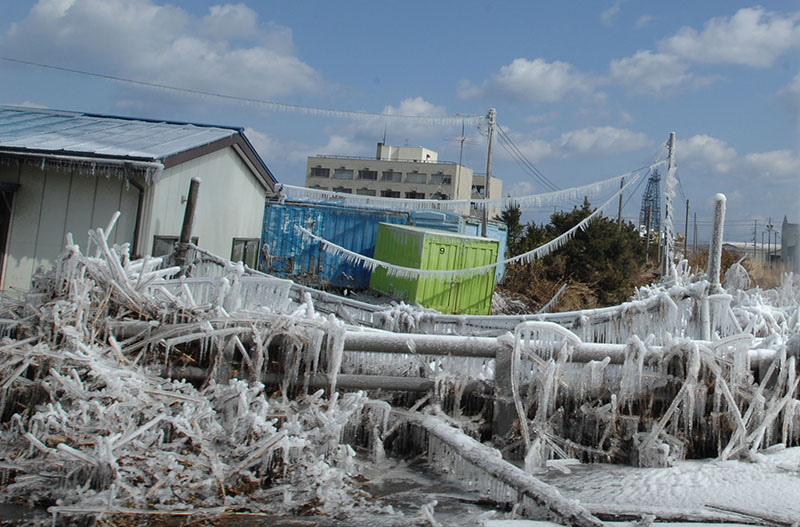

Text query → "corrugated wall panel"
[462,218,508,282]
[260,201,410,289]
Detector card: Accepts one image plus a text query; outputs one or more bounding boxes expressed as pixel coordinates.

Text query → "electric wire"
[495,132,562,194]
[0,56,483,125]
[495,124,561,191]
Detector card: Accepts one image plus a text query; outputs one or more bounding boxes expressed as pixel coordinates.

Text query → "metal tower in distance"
[639,168,661,235]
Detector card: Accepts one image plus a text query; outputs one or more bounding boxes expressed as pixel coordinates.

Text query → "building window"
[356,188,376,196]
[381,170,402,182]
[381,190,400,198]
[310,185,329,191]
[152,235,198,257]
[231,238,259,268]
[309,167,330,178]
[332,186,353,194]
[333,169,354,179]
[405,191,425,199]
[358,169,378,180]
[406,172,427,184]
[430,173,452,185]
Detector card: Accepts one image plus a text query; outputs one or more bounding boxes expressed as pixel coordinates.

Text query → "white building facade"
[305,143,502,216]
[0,106,277,294]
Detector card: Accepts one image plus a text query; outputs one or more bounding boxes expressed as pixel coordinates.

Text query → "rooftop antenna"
[446,117,480,166]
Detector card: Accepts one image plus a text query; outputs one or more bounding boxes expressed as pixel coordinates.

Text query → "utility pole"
[766,218,773,267]
[774,230,780,265]
[482,108,496,238]
[684,199,690,257]
[645,203,652,264]
[175,177,201,273]
[657,208,663,266]
[662,131,676,278]
[617,177,624,230]
[753,219,757,260]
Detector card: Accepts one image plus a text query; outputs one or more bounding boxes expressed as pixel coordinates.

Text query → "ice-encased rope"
[297,172,642,280]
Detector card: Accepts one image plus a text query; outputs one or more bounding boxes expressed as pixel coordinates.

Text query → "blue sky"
[0,0,798,243]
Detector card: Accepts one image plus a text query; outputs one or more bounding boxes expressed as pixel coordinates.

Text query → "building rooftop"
[0,105,276,185]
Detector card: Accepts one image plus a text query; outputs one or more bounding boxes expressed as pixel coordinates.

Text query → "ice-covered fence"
[174,243,741,344]
[148,275,293,314]
[336,321,796,465]
[370,280,736,344]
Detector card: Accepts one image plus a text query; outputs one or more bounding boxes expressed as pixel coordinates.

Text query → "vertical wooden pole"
[175,177,201,271]
[617,177,624,230]
[482,108,495,238]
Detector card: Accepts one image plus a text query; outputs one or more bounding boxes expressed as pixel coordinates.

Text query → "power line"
[0,56,484,125]
[495,132,561,193]
[495,124,561,191]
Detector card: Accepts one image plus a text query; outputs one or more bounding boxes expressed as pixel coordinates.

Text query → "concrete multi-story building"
[305,143,502,216]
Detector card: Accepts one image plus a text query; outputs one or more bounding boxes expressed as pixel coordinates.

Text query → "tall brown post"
[175,177,201,271]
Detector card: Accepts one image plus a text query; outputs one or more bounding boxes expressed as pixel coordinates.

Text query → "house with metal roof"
[0,105,278,294]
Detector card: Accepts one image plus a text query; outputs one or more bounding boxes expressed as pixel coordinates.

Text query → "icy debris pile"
[0,220,393,520]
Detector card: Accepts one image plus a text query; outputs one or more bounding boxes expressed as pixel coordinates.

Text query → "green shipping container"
[369,223,499,315]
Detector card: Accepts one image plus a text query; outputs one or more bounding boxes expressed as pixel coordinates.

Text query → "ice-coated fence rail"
[176,245,741,345]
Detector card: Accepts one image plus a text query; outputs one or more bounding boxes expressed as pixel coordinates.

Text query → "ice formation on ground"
[0,214,797,525]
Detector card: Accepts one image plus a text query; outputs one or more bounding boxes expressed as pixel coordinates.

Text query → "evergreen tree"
[502,198,651,308]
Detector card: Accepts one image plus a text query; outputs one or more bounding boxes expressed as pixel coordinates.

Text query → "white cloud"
[635,15,655,29]
[601,0,623,24]
[743,150,800,185]
[382,97,447,118]
[1,0,323,100]
[197,4,261,41]
[494,126,652,165]
[244,127,282,160]
[609,51,697,96]
[556,126,652,157]
[459,58,597,103]
[660,7,800,67]
[507,180,537,198]
[778,73,800,120]
[677,134,738,174]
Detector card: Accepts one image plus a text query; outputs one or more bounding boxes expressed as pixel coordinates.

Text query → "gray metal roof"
[0,106,239,162]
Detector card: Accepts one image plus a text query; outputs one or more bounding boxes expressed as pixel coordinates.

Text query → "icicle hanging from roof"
[280,162,663,212]
[296,173,641,280]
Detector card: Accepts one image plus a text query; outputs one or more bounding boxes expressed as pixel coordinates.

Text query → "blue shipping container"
[410,210,463,232]
[259,200,410,289]
[462,217,508,282]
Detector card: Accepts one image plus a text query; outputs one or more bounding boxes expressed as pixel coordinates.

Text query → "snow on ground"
[541,446,800,524]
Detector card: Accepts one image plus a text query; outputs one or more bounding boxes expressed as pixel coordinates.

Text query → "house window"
[333,169,354,179]
[382,170,402,182]
[310,185,328,191]
[231,238,259,268]
[430,173,451,185]
[332,186,352,194]
[406,172,427,184]
[152,235,198,257]
[358,169,378,180]
[309,167,330,178]
[405,191,425,199]
[356,188,376,196]
[381,190,400,198]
